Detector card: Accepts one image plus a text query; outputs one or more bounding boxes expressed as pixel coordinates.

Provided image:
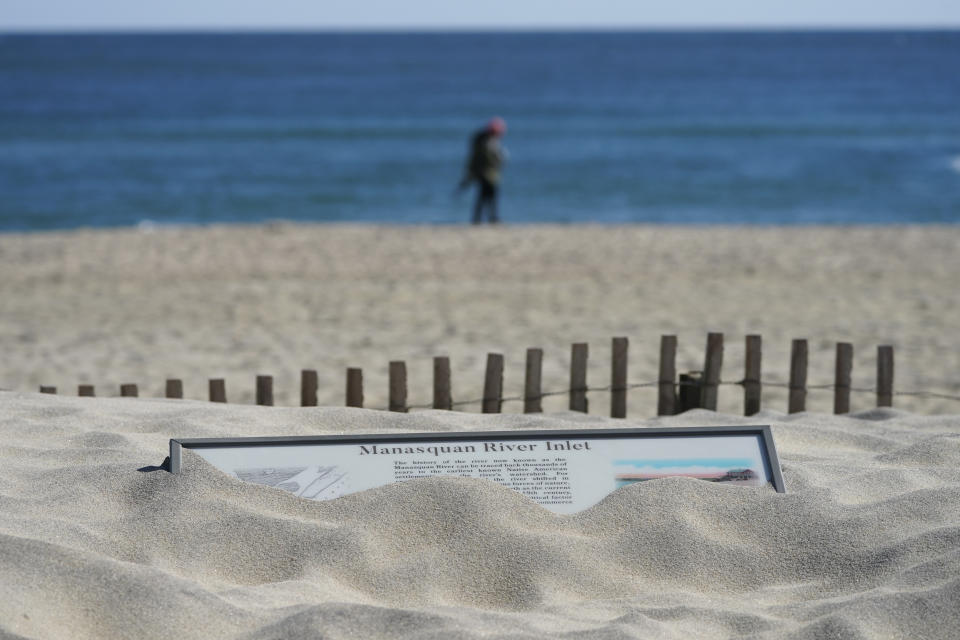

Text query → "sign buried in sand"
[169,426,785,514]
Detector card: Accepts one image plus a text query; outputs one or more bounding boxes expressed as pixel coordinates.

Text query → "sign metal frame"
[170,425,786,494]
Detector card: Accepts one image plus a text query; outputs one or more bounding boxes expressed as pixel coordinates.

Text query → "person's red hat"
[487,117,507,136]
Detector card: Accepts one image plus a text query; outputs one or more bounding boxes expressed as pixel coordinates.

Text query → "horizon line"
[3,25,960,35]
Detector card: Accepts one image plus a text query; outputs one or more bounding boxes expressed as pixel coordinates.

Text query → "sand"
[1,224,958,415]
[1,224,958,638]
[0,392,958,639]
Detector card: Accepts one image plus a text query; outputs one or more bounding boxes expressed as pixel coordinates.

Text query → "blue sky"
[614,459,755,469]
[5,0,960,30]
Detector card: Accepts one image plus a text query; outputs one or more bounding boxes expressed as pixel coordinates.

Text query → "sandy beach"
[1,224,959,638]
[1,224,958,414]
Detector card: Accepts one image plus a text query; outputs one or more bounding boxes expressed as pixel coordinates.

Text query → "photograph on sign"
[170,426,784,514]
[614,457,764,488]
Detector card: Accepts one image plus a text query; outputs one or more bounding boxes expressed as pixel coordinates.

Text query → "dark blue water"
[2,31,959,231]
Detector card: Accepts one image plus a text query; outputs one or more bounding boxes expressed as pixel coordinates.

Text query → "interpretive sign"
[169,426,785,514]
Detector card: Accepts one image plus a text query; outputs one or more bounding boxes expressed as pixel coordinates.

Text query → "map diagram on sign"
[234,465,348,500]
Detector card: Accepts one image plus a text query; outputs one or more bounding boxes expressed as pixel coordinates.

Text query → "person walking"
[459,117,507,224]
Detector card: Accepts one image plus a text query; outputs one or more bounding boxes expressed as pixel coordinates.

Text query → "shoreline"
[3,219,960,237]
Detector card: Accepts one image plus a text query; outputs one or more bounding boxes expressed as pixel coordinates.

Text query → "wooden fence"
[34,333,936,416]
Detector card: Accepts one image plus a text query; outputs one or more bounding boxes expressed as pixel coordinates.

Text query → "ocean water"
[1,31,959,231]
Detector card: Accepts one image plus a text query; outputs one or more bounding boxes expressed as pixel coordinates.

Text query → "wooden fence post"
[433,357,452,410]
[389,361,407,412]
[39,386,56,394]
[482,353,504,414]
[611,337,628,418]
[788,339,808,413]
[120,384,138,398]
[524,348,543,413]
[834,342,853,414]
[78,384,95,397]
[701,332,724,411]
[744,335,762,416]
[877,345,894,407]
[346,368,363,408]
[301,369,318,407]
[209,379,226,403]
[570,343,589,413]
[256,375,273,406]
[657,335,677,416]
[166,379,183,399]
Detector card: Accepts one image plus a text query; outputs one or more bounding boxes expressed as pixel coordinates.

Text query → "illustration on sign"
[235,466,348,500]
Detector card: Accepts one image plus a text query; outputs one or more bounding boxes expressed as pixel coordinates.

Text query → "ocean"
[1,31,959,231]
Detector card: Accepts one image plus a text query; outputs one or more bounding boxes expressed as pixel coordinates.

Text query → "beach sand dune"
[1,224,958,415]
[1,392,958,639]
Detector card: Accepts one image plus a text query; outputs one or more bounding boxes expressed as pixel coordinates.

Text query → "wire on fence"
[725,379,960,401]
[18,372,960,408]
[388,378,960,412]
[395,381,660,412]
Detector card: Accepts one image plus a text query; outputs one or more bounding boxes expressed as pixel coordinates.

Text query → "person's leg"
[477,179,496,223]
[488,182,499,224]
[472,183,484,225]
